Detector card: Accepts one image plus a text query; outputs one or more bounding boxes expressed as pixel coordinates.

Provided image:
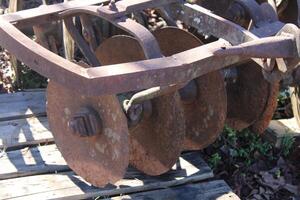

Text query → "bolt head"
[68,107,102,137]
[127,104,143,127]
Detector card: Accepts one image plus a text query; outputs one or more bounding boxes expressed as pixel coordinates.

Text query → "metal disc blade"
[226,61,278,131]
[95,35,186,175]
[250,81,279,134]
[47,81,129,187]
[153,27,227,150]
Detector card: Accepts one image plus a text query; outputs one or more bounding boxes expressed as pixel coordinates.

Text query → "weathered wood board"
[0,117,53,149]
[0,144,68,180]
[0,91,240,200]
[0,91,46,121]
[266,118,300,147]
[0,150,214,199]
[113,180,240,200]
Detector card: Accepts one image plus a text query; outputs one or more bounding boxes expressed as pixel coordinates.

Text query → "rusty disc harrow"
[95,35,186,176]
[153,27,227,150]
[47,81,129,187]
[226,61,279,131]
[2,0,300,188]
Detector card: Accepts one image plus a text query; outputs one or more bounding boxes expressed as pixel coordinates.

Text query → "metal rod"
[123,83,185,111]
[213,36,297,58]
[0,0,108,28]
[0,2,298,96]
[97,0,181,20]
[63,17,100,66]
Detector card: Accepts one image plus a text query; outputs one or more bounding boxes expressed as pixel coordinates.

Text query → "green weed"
[281,135,295,157]
[222,126,273,166]
[208,153,222,169]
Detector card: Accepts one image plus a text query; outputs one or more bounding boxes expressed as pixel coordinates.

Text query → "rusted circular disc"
[226,61,279,131]
[95,35,186,175]
[250,78,279,134]
[153,27,227,150]
[47,81,129,187]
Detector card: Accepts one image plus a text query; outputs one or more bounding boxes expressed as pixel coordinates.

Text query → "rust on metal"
[1,3,298,95]
[226,61,276,130]
[47,81,129,187]
[95,35,185,175]
[97,0,180,20]
[63,17,100,66]
[2,0,300,187]
[153,27,227,150]
[213,36,297,59]
[68,106,102,137]
[250,81,279,134]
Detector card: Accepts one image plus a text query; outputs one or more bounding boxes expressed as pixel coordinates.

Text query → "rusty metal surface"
[95,35,146,64]
[63,17,100,66]
[226,62,274,130]
[0,0,108,28]
[0,17,241,95]
[182,73,227,150]
[170,2,284,69]
[152,27,227,150]
[171,3,258,45]
[1,1,297,96]
[47,81,129,187]
[2,0,300,188]
[60,7,163,59]
[97,0,180,20]
[250,81,280,134]
[129,93,185,175]
[213,36,297,58]
[95,35,185,175]
[68,106,103,137]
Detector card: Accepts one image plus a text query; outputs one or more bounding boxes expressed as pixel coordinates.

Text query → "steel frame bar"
[0,0,109,28]
[0,19,238,95]
[0,1,297,96]
[97,0,181,20]
[172,3,285,44]
[63,17,101,66]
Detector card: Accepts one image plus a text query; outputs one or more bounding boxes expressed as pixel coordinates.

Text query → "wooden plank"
[0,151,213,200]
[112,180,240,200]
[265,118,300,147]
[0,91,46,121]
[0,144,68,180]
[0,117,53,150]
[0,144,210,180]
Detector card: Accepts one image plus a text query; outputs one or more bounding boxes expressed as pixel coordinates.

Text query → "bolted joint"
[68,107,102,137]
[108,0,117,11]
[123,99,152,128]
[126,102,143,127]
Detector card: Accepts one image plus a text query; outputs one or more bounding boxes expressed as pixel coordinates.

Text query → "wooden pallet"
[266,118,300,147]
[0,91,240,200]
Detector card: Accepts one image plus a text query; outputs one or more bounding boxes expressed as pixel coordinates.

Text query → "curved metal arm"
[59,6,163,59]
[0,18,240,95]
[96,0,181,20]
[0,1,297,97]
[63,17,101,66]
[1,0,108,28]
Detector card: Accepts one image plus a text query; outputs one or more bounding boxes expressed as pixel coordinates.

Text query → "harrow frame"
[1,0,300,187]
[0,0,298,96]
